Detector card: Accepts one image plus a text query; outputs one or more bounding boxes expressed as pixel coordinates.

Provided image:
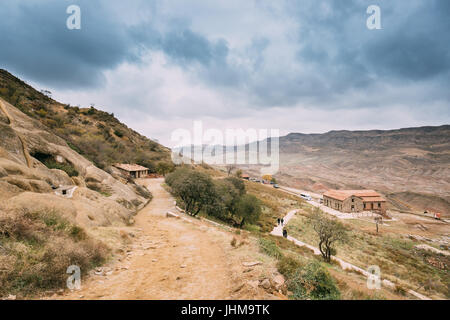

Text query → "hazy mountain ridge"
[234,126,450,216]
[277,126,450,215]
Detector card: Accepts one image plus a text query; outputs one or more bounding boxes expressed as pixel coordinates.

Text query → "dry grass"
[0,209,108,298]
[286,208,450,299]
[245,181,304,233]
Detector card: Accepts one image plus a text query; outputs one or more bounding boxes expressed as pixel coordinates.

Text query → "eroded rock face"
[0,97,149,228]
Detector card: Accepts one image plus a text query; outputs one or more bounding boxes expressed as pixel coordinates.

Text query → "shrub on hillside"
[156,161,175,176]
[258,238,283,259]
[225,176,245,195]
[0,209,108,297]
[287,261,341,300]
[277,255,303,279]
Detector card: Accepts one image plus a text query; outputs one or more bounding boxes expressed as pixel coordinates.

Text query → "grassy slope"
[285,208,449,299]
[0,69,171,170]
[245,180,407,299]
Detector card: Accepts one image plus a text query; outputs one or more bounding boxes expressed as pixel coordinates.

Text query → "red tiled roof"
[113,163,149,172]
[241,174,250,178]
[324,189,385,202]
[360,196,386,202]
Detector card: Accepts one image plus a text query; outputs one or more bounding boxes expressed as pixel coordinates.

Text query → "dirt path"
[62,178,233,299]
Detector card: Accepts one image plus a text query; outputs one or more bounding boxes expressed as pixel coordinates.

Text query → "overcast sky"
[1,0,449,146]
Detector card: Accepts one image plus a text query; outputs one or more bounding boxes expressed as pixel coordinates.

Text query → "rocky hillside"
[0,96,152,226]
[0,92,157,297]
[0,69,172,171]
[239,126,450,216]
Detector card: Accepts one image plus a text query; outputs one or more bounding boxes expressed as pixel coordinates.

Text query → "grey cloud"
[161,29,228,66]
[293,0,450,83]
[0,0,158,88]
[0,0,449,124]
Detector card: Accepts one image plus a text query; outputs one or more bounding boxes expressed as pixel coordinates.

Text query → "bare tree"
[226,164,236,176]
[374,216,382,233]
[310,209,348,262]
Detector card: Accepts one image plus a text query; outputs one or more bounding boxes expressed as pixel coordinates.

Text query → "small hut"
[113,164,149,178]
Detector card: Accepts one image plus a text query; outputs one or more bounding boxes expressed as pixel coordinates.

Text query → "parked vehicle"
[273,184,280,188]
[300,193,312,201]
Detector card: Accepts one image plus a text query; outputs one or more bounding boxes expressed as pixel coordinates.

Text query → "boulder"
[166,211,180,218]
[29,179,52,193]
[0,166,7,178]
[4,177,32,191]
[243,261,261,267]
[259,279,271,290]
[272,274,285,289]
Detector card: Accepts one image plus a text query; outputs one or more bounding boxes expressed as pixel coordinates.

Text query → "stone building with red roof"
[323,189,386,215]
[113,163,149,179]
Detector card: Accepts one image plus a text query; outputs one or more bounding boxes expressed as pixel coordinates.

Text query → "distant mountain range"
[237,126,450,216]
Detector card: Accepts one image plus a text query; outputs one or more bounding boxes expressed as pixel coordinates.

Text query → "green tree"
[211,179,241,219]
[235,194,261,228]
[167,169,216,216]
[224,176,246,196]
[309,209,348,262]
[156,161,175,176]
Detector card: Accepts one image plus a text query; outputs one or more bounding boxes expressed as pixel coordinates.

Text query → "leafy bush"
[156,161,175,175]
[32,152,79,177]
[277,255,303,279]
[287,261,341,300]
[114,129,124,138]
[37,108,47,117]
[45,161,79,177]
[166,168,216,216]
[225,176,245,195]
[258,238,283,259]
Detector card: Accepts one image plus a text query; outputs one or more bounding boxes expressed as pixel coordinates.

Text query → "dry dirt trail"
[62,178,234,299]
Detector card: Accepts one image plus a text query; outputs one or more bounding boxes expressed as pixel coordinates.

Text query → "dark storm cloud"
[161,29,228,66]
[0,0,449,115]
[0,0,146,87]
[292,0,450,85]
[0,0,236,89]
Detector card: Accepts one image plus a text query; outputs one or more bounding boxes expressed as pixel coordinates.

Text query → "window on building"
[363,203,366,209]
[352,198,354,203]
[378,203,381,208]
